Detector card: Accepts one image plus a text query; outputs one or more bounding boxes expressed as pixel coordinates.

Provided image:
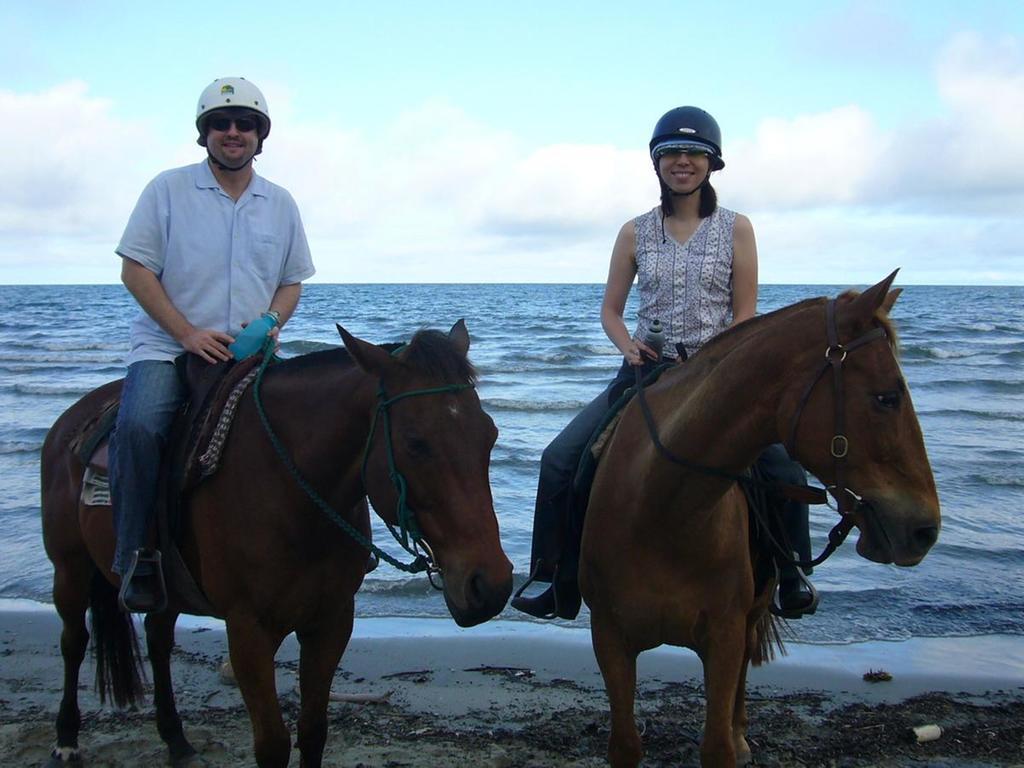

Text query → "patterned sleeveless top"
[632,205,737,358]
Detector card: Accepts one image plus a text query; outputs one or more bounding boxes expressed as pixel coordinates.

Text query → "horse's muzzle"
[444,564,513,628]
[855,495,941,566]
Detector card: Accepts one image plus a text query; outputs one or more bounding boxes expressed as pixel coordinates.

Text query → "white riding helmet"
[195,77,271,146]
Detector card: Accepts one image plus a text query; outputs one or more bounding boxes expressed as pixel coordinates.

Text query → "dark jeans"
[108,360,186,575]
[525,359,812,583]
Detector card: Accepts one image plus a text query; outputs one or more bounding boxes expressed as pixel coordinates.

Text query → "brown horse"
[579,272,941,767]
[40,320,513,768]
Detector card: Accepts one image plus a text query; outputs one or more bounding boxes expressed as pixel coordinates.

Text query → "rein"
[633,297,889,569]
[250,340,470,584]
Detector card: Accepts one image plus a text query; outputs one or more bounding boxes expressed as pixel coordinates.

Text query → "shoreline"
[2,602,1023,765]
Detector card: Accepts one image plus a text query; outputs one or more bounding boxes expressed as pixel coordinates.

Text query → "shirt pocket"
[248,232,284,282]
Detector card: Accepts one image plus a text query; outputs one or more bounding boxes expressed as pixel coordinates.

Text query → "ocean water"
[1,283,1021,644]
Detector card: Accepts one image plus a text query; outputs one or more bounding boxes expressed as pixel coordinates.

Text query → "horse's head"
[785,271,941,566]
[338,320,513,627]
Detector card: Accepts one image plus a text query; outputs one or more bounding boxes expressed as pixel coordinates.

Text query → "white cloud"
[720,32,1024,216]
[0,82,172,238]
[719,106,882,210]
[2,33,1022,285]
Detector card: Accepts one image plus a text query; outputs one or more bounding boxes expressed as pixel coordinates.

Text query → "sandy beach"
[1,601,1022,767]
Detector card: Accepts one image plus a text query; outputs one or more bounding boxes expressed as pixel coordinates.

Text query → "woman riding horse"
[580,274,940,767]
[512,106,816,621]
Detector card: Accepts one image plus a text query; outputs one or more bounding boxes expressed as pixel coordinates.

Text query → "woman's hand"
[624,340,657,366]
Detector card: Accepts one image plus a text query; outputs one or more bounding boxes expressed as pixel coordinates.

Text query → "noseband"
[360,381,473,587]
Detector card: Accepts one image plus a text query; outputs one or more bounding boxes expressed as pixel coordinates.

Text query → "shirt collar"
[193,159,268,197]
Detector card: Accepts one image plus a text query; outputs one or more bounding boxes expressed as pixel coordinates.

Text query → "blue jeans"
[108,360,186,575]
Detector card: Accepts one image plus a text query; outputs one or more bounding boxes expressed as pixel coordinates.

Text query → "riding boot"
[777,563,818,617]
[775,488,818,618]
[118,548,168,613]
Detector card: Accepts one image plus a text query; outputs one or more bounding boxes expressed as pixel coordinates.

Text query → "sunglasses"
[207,114,261,134]
[655,147,712,160]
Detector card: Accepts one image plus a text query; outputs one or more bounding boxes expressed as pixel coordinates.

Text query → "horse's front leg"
[144,610,198,767]
[699,616,747,768]
[295,598,356,767]
[591,611,643,768]
[227,615,291,768]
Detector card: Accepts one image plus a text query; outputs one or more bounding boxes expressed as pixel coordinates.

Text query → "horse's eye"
[874,391,901,410]
[406,436,432,457]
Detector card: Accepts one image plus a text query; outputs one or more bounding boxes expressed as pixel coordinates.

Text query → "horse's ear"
[881,287,902,315]
[337,323,394,375]
[448,319,470,357]
[847,269,899,323]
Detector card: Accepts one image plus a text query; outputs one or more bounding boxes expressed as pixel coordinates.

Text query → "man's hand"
[180,328,234,363]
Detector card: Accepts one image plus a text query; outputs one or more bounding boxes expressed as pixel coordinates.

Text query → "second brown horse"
[580,273,941,767]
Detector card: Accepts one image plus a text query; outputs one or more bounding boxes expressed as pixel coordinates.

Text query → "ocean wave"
[0,440,43,455]
[0,351,124,364]
[482,397,589,412]
[919,408,1024,423]
[478,362,603,375]
[0,363,123,376]
[6,382,93,396]
[279,340,340,356]
[914,378,1023,395]
[962,473,1024,489]
[902,346,984,360]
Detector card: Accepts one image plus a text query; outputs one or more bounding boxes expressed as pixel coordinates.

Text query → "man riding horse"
[110,76,314,612]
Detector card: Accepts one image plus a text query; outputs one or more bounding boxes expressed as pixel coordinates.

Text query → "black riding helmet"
[649,106,725,171]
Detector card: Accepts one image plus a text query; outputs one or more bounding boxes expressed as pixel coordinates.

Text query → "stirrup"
[511,561,558,619]
[118,548,168,614]
[770,565,819,620]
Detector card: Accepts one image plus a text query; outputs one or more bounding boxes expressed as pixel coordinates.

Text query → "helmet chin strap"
[207,149,255,173]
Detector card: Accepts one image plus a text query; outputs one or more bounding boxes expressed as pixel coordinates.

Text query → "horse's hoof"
[218,658,236,687]
[170,751,205,767]
[47,746,82,766]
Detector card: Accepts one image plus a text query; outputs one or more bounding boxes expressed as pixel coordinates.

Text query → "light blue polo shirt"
[116,161,315,364]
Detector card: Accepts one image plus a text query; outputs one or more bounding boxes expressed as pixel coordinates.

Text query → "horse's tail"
[90,570,146,707]
[750,610,786,667]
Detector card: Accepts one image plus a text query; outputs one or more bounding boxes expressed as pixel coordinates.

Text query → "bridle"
[252,340,471,586]
[785,299,889,512]
[360,380,473,587]
[635,297,891,569]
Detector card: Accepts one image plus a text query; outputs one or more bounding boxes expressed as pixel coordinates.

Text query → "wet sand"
[2,605,1022,766]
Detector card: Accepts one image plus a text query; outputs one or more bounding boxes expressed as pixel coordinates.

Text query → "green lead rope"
[251,339,430,574]
[251,337,473,577]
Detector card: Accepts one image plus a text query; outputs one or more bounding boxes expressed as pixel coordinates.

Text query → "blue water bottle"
[228,310,280,360]
[643,318,665,361]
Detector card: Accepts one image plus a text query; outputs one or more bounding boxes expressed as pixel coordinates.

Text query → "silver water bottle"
[643,319,665,361]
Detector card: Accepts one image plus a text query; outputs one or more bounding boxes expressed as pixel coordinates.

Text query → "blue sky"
[2,1,1022,284]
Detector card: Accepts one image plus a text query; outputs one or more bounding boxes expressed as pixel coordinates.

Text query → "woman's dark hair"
[659,179,718,219]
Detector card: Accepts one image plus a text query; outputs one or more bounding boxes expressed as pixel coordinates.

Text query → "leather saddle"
[69,354,265,617]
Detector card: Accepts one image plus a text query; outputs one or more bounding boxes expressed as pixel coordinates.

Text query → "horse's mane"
[273,332,476,384]
[275,346,354,374]
[400,329,478,385]
[678,290,899,380]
